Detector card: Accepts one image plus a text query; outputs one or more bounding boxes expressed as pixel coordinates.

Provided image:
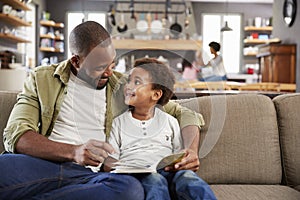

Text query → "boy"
[105,57,216,200]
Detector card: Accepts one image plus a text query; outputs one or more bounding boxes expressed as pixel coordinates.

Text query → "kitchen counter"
[173,90,289,99]
[112,39,202,50]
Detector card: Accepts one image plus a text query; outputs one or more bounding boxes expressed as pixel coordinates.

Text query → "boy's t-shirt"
[109,107,183,169]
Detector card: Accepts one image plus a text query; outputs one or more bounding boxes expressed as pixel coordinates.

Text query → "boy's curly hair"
[133,57,175,106]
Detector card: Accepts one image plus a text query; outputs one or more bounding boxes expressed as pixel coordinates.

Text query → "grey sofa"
[1,90,300,199]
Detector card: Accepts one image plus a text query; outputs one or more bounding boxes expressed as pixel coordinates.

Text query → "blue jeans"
[0,154,144,200]
[134,170,216,200]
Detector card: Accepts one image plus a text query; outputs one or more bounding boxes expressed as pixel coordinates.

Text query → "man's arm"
[5,68,114,166]
[16,130,114,166]
[163,100,204,172]
[165,125,200,172]
[163,100,205,129]
[175,125,200,171]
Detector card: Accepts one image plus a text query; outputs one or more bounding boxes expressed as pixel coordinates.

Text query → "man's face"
[77,44,116,89]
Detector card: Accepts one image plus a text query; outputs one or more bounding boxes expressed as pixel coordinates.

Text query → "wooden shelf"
[244,26,273,31]
[244,52,257,56]
[40,34,55,39]
[40,20,64,28]
[0,0,31,11]
[40,47,64,53]
[0,13,31,26]
[244,38,281,44]
[40,34,64,40]
[112,39,202,50]
[0,33,30,43]
[244,39,268,44]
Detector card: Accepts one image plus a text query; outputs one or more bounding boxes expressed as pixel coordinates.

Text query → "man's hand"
[102,156,118,172]
[164,149,200,172]
[165,125,201,172]
[74,139,115,166]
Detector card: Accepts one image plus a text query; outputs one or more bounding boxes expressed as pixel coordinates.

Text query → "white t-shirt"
[209,55,226,76]
[49,72,107,145]
[109,107,183,169]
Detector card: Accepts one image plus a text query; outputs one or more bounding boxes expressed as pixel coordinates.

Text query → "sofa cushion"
[0,91,18,152]
[177,94,282,184]
[211,184,300,200]
[273,93,300,191]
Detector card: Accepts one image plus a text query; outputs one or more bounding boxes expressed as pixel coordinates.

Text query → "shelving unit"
[243,25,275,74]
[39,20,65,53]
[0,0,31,11]
[0,13,31,26]
[243,26,273,56]
[0,0,31,69]
[0,33,31,43]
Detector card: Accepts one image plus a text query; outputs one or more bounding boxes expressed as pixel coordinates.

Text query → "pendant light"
[221,0,232,32]
[221,21,232,32]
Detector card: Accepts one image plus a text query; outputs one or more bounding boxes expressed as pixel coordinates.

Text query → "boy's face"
[124,67,157,107]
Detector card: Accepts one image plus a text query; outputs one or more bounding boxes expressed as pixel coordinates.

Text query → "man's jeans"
[0,154,144,200]
[134,170,216,200]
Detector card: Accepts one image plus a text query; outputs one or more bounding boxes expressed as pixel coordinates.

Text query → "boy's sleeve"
[163,100,205,129]
[172,118,184,153]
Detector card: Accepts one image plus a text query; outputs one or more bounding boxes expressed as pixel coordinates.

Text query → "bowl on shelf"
[8,63,23,69]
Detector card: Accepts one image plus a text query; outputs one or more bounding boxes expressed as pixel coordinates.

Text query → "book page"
[110,152,185,173]
[156,152,185,170]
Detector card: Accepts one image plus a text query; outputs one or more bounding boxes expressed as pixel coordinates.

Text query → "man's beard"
[77,69,106,90]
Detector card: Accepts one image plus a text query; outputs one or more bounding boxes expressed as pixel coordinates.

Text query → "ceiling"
[190,0,273,2]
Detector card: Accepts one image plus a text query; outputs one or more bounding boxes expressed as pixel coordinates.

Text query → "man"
[0,21,205,199]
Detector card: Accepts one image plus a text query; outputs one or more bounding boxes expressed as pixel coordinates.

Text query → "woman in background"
[200,41,227,82]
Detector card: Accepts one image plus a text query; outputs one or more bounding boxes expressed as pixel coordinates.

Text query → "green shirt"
[4,59,204,153]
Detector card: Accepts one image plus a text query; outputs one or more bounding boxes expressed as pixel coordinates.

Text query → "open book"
[111,152,185,173]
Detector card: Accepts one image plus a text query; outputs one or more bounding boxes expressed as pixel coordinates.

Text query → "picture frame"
[283,0,297,27]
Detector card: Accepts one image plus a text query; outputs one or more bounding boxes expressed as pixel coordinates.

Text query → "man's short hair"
[69,21,111,57]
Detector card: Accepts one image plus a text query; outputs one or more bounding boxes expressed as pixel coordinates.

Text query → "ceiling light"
[221,0,233,32]
[221,21,233,32]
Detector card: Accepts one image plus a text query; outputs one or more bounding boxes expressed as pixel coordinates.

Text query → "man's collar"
[53,59,72,85]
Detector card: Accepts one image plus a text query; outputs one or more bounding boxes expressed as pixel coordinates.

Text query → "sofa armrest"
[0,91,19,152]
[273,93,300,191]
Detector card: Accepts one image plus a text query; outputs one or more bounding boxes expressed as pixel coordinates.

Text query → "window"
[202,14,241,73]
[67,12,106,58]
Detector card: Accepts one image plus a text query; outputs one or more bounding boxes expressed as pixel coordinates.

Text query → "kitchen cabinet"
[257,44,296,83]
[0,0,31,69]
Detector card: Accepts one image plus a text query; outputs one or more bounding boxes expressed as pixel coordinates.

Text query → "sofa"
[1,90,300,199]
